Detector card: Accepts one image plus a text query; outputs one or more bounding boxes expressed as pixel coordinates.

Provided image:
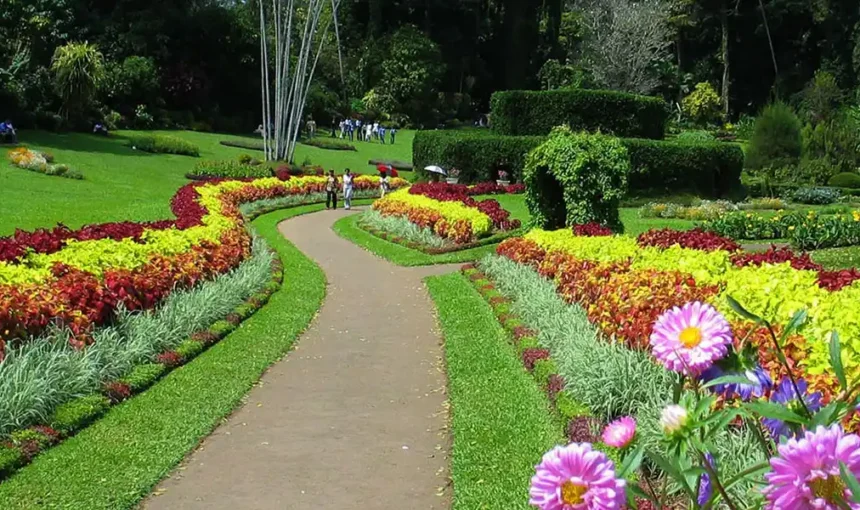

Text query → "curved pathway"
[144,207,455,509]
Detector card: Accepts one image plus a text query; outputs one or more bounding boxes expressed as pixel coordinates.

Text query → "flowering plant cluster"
[497,226,860,401]
[373,187,521,244]
[704,209,860,250]
[528,296,860,509]
[637,228,741,252]
[8,147,82,179]
[572,223,614,237]
[0,174,404,358]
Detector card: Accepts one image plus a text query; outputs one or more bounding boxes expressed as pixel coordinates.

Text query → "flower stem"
[764,321,812,418]
[700,451,739,510]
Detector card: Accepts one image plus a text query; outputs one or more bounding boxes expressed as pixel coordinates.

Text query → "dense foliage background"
[1,0,859,132]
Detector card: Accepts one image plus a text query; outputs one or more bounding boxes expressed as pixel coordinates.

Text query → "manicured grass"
[812,246,860,270]
[425,273,562,510]
[0,204,326,509]
[1,129,415,235]
[619,208,695,236]
[219,130,415,174]
[333,213,503,266]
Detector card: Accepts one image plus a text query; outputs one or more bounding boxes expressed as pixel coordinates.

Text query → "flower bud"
[660,405,688,435]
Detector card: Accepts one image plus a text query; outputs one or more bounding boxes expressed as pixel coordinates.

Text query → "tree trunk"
[720,0,730,121]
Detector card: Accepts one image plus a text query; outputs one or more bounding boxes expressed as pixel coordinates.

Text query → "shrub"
[220,139,264,152]
[413,130,742,196]
[188,160,272,179]
[802,118,860,174]
[127,133,199,156]
[209,319,235,337]
[120,363,166,392]
[555,392,590,421]
[301,138,357,151]
[622,138,743,197]
[675,130,715,143]
[828,172,860,189]
[175,339,205,360]
[797,157,839,185]
[523,127,629,232]
[791,186,841,205]
[0,445,23,478]
[681,82,722,125]
[49,395,110,435]
[745,102,802,170]
[490,89,668,139]
[532,358,558,385]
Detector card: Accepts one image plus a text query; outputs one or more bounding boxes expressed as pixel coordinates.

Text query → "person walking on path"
[343,168,355,210]
[325,170,339,209]
[379,170,390,198]
[378,126,386,144]
[389,127,397,144]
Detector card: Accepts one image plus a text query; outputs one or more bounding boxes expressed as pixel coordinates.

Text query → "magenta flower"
[763,425,860,509]
[601,417,636,449]
[650,302,733,375]
[529,443,627,509]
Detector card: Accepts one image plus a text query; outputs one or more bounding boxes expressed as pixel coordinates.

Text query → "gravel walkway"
[143,207,455,509]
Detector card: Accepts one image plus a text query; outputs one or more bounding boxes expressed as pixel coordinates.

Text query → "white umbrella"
[423,165,446,176]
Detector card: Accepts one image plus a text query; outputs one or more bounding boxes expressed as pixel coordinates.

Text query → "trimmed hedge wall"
[413,130,743,198]
[490,89,668,139]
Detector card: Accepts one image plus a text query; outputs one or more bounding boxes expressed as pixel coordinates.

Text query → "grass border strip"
[359,218,524,254]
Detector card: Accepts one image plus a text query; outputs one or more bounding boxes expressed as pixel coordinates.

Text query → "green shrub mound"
[490,89,668,139]
[524,127,629,231]
[220,139,264,152]
[188,160,273,179]
[300,138,357,151]
[744,102,802,170]
[414,130,742,197]
[828,172,860,189]
[127,133,200,156]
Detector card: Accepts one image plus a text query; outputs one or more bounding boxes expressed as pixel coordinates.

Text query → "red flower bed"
[637,228,740,252]
[572,223,613,237]
[408,181,524,197]
[730,246,822,271]
[497,238,546,268]
[818,268,860,291]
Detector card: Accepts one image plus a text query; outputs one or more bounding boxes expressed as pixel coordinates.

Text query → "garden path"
[143,207,455,510]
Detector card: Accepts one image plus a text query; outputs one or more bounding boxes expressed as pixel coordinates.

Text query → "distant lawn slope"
[0,129,415,235]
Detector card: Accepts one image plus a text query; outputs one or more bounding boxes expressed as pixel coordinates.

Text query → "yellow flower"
[789,225,795,231]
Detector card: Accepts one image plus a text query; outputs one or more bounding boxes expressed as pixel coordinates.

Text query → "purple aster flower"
[700,364,773,401]
[763,377,823,440]
[650,302,733,376]
[529,442,627,509]
[697,453,717,506]
[763,425,860,509]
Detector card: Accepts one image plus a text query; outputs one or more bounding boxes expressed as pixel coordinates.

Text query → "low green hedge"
[413,130,743,197]
[188,160,273,179]
[828,172,860,189]
[126,133,200,157]
[490,89,668,139]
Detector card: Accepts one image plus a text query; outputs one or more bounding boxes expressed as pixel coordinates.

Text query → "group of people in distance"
[331,118,397,144]
[0,119,17,143]
[324,168,392,210]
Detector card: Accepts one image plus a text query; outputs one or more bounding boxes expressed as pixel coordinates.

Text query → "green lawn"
[426,273,562,509]
[0,129,416,235]
[0,205,326,509]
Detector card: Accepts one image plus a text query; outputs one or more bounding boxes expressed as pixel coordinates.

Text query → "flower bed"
[371,184,521,245]
[8,147,83,179]
[0,174,405,357]
[703,209,860,250]
[496,225,860,402]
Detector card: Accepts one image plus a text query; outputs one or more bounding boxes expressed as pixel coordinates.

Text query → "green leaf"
[726,295,763,322]
[645,450,694,498]
[701,375,755,390]
[840,462,860,503]
[830,331,848,391]
[743,401,808,425]
[811,402,842,428]
[781,309,808,339]
[618,444,644,479]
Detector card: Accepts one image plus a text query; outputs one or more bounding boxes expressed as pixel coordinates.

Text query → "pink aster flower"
[529,442,626,510]
[763,424,860,509]
[601,417,636,449]
[649,301,732,376]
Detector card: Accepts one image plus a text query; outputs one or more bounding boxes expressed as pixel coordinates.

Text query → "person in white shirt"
[379,170,390,198]
[372,122,379,141]
[343,168,355,209]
